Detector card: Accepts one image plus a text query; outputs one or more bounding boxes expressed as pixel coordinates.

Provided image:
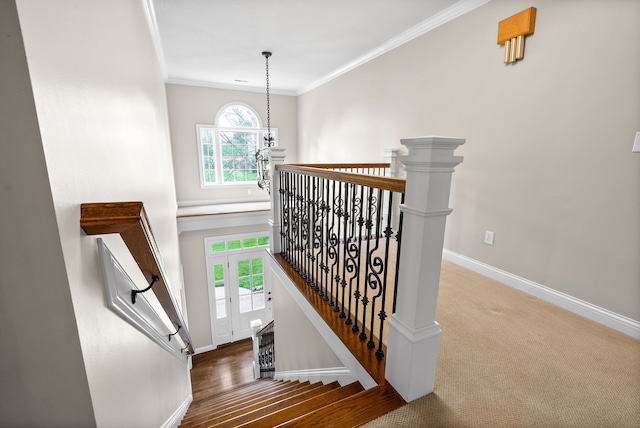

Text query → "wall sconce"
[498,7,537,64]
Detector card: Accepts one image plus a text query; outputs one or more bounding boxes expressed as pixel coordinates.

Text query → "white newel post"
[383,147,401,178]
[268,147,286,254]
[385,136,465,402]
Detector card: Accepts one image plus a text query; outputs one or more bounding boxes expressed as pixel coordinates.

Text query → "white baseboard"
[442,250,640,339]
[274,367,357,387]
[194,344,216,355]
[161,394,192,428]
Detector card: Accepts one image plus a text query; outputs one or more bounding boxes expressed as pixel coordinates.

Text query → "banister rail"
[275,164,405,194]
[273,163,405,359]
[80,201,194,355]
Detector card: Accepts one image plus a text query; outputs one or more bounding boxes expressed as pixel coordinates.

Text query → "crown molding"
[165,78,297,96]
[142,0,168,81]
[296,0,492,95]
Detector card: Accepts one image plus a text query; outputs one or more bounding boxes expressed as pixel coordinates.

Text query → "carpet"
[362,260,640,427]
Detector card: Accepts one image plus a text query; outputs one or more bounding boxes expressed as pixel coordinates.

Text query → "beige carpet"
[362,260,640,428]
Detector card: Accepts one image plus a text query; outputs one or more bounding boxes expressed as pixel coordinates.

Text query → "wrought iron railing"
[257,320,275,378]
[275,164,405,358]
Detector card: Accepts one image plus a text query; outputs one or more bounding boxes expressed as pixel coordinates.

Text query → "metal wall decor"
[498,7,537,64]
[256,51,276,191]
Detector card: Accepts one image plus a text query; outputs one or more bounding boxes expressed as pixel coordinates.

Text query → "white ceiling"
[150,0,488,95]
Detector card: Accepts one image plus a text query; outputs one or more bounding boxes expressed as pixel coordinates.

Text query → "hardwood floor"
[190,339,255,401]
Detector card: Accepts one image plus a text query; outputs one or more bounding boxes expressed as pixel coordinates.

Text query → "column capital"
[400,136,464,173]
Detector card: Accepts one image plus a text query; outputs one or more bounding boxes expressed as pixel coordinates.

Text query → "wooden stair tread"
[188,380,290,412]
[183,381,325,427]
[276,382,405,428]
[185,382,310,413]
[208,381,345,428]
[237,381,365,428]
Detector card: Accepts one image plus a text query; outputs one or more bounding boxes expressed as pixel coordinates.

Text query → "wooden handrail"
[288,163,390,169]
[256,319,274,336]
[80,202,194,355]
[275,164,405,194]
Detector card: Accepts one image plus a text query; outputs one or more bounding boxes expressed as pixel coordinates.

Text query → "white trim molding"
[97,239,190,361]
[194,344,216,355]
[161,394,192,428]
[442,249,640,340]
[274,367,357,387]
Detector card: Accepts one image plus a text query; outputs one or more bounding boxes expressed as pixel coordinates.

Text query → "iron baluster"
[367,187,385,349]
[392,192,405,314]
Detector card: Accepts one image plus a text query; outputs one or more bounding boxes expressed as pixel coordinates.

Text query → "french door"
[208,248,272,346]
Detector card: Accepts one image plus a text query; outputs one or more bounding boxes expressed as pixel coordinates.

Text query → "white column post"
[383,148,402,230]
[383,147,401,178]
[268,147,286,254]
[385,136,465,402]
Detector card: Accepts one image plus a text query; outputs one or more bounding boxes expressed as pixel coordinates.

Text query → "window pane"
[238,262,252,313]
[218,105,259,128]
[213,262,226,319]
[227,240,241,250]
[242,238,257,248]
[237,260,250,277]
[213,264,224,281]
[211,241,226,253]
[200,128,216,184]
[252,275,264,288]
[252,282,265,310]
[258,236,269,246]
[251,257,263,274]
[219,131,259,183]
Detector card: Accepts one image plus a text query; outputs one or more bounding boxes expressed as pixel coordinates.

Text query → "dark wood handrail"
[80,202,194,355]
[275,165,405,194]
[256,319,274,336]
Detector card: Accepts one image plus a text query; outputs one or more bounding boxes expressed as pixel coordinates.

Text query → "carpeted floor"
[362,260,640,428]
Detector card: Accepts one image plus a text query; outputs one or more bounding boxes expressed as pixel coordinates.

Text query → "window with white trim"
[197,104,277,187]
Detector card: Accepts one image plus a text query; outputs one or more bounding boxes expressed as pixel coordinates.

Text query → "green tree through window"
[197,104,277,186]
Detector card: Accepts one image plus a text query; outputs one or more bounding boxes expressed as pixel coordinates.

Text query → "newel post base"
[268,147,286,254]
[385,136,464,402]
[386,318,441,401]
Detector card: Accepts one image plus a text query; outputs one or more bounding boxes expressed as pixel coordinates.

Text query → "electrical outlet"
[484,230,495,245]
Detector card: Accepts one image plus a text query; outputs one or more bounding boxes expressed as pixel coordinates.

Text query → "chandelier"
[256,51,275,192]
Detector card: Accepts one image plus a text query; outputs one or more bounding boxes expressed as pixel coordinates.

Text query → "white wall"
[166,84,298,204]
[297,0,640,321]
[272,273,344,372]
[13,0,191,426]
[0,2,95,425]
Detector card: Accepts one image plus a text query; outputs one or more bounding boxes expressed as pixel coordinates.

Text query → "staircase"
[179,378,404,427]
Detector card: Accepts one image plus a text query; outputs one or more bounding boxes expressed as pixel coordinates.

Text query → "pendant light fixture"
[256,51,275,192]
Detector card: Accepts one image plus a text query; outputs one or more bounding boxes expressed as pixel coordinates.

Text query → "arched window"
[197,104,277,186]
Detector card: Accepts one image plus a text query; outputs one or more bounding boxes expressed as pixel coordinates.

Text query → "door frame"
[204,232,273,349]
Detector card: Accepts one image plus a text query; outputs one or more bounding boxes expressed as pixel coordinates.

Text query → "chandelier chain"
[265,52,272,146]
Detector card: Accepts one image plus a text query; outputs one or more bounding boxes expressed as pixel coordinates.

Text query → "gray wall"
[0,2,95,425]
[297,0,640,321]
[2,0,192,426]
